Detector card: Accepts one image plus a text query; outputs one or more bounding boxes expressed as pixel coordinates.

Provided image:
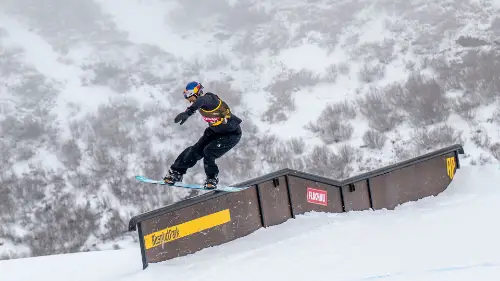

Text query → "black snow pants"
[170,126,242,178]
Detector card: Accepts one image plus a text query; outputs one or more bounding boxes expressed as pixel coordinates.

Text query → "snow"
[2,0,500,271]
[0,15,78,81]
[94,0,208,59]
[278,43,333,71]
[1,164,500,280]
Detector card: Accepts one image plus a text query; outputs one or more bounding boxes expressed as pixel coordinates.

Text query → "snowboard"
[135,175,250,192]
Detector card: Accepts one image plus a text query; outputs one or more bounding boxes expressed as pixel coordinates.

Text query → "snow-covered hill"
[1,0,499,260]
[1,165,500,281]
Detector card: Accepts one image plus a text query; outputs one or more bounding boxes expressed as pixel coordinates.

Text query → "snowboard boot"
[163,169,183,185]
[203,175,219,190]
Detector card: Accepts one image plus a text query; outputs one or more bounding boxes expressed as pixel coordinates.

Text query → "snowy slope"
[1,164,500,281]
[2,0,500,260]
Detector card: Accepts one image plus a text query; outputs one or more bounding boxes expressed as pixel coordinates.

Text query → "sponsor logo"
[202,116,221,123]
[150,228,180,247]
[144,209,231,250]
[446,156,456,179]
[307,187,328,206]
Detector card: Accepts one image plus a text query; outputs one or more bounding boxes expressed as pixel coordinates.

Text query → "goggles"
[183,84,202,99]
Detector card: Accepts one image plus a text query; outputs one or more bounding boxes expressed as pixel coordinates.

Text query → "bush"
[393,140,418,162]
[363,130,387,150]
[323,64,338,83]
[387,72,450,126]
[337,62,350,75]
[84,61,132,93]
[450,95,481,121]
[471,129,491,149]
[287,137,306,155]
[205,52,230,69]
[490,143,500,161]
[206,78,242,107]
[358,87,403,132]
[352,40,396,64]
[58,138,82,170]
[303,145,353,179]
[305,118,353,145]
[26,198,99,257]
[263,68,320,123]
[337,144,357,164]
[493,107,500,125]
[306,101,356,144]
[411,124,463,151]
[0,177,15,217]
[458,50,500,105]
[358,63,385,83]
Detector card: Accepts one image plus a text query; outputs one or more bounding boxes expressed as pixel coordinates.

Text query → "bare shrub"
[3,115,46,142]
[363,130,387,150]
[11,172,47,204]
[26,198,99,256]
[387,72,450,126]
[262,68,320,123]
[287,137,306,155]
[205,52,230,69]
[306,101,356,144]
[337,144,357,164]
[479,154,493,165]
[99,210,127,240]
[489,143,500,160]
[375,39,396,64]
[494,107,500,124]
[323,64,338,83]
[426,56,462,92]
[262,93,295,123]
[306,118,352,144]
[456,35,489,47]
[304,145,351,179]
[393,140,418,162]
[83,61,131,93]
[206,78,243,107]
[358,63,385,83]
[450,95,480,121]
[358,87,403,132]
[331,101,357,119]
[405,60,417,71]
[89,97,144,149]
[471,129,491,149]
[268,68,321,94]
[337,62,350,75]
[459,50,500,105]
[412,124,463,151]
[0,178,14,217]
[254,134,294,169]
[180,57,205,78]
[352,40,396,64]
[58,138,82,170]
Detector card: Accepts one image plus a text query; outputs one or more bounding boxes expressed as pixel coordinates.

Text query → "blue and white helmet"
[183,81,204,99]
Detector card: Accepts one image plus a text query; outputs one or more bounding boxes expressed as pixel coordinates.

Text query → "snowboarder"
[163,81,243,189]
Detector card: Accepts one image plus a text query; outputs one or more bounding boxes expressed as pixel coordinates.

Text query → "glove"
[174,112,189,125]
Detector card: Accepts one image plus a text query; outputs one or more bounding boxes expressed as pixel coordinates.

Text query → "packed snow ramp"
[128,144,464,269]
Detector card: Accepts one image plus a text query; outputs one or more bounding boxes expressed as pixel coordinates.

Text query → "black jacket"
[185,92,242,134]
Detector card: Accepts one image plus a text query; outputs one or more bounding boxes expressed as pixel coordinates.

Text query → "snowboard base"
[135,175,249,192]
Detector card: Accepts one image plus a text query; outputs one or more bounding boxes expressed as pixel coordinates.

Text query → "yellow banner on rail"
[446,156,456,179]
[144,209,231,250]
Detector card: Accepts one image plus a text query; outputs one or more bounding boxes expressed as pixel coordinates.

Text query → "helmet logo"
[183,81,203,99]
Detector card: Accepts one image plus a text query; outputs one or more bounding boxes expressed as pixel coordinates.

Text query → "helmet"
[183,81,204,99]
